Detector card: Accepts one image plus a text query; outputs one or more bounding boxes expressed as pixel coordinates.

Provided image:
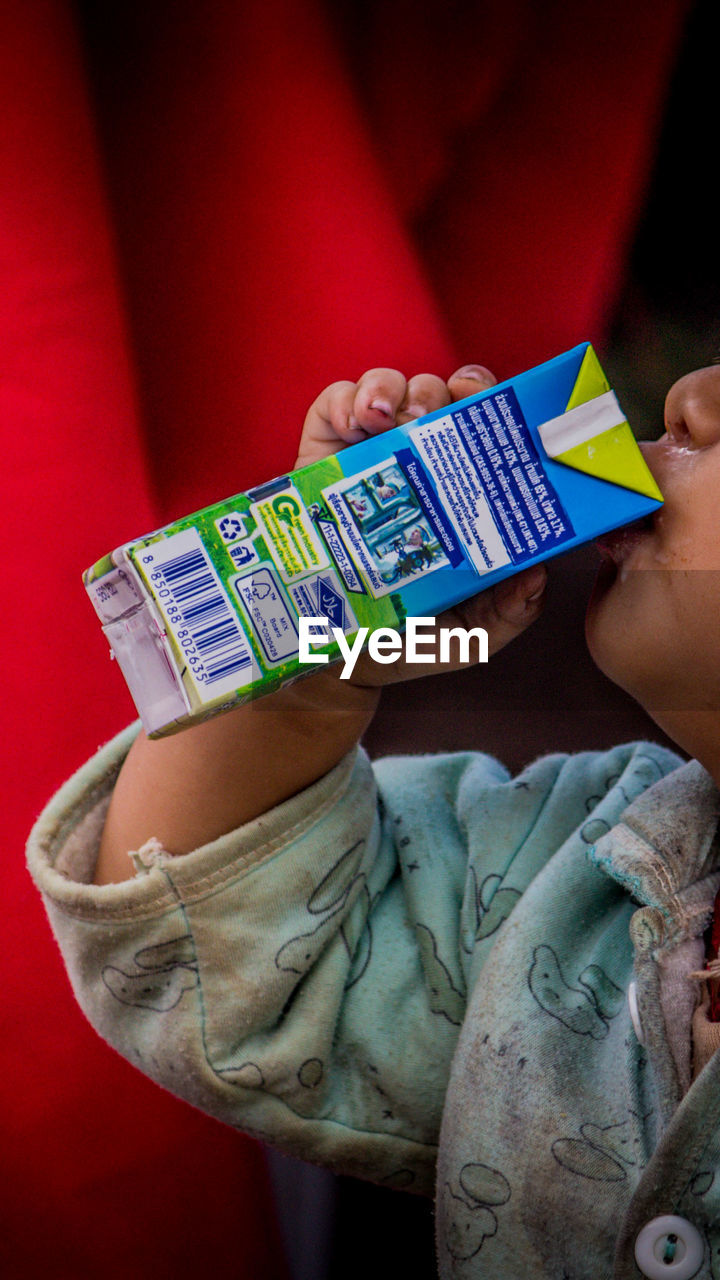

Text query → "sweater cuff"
[27,720,366,921]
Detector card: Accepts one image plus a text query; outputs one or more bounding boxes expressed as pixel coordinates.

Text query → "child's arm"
[95,365,547,883]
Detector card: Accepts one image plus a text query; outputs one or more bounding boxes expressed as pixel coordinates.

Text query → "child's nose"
[664,365,720,445]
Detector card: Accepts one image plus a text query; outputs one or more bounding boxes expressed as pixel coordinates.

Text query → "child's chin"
[585,556,619,627]
[584,561,623,670]
[591,554,618,595]
[585,568,656,706]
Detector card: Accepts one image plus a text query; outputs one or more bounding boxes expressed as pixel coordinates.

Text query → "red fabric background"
[1,0,689,1274]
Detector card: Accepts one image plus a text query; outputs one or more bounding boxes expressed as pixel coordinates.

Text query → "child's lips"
[595,516,654,565]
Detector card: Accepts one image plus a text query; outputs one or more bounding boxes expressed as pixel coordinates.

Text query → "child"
[28,360,720,1278]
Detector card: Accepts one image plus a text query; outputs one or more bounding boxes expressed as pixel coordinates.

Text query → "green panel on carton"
[564,344,611,410]
[554,422,663,500]
[558,345,662,499]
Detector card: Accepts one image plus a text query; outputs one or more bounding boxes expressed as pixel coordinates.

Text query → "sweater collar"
[588,760,720,943]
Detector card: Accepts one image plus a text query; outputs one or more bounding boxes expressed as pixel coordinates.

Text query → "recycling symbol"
[217,514,245,543]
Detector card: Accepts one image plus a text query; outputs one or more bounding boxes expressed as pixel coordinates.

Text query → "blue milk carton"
[84,342,661,735]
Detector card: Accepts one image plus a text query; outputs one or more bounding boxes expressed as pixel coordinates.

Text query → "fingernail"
[404,403,425,420]
[369,398,394,417]
[523,567,547,601]
[453,365,495,383]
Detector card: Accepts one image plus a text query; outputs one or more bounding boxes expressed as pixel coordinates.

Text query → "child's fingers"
[298,361,498,469]
[348,565,548,688]
[397,373,453,424]
[296,381,370,467]
[320,381,376,445]
[353,368,461,431]
[451,565,547,658]
[353,368,410,432]
[447,364,497,401]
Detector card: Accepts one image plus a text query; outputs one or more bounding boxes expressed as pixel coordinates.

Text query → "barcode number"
[142,539,253,687]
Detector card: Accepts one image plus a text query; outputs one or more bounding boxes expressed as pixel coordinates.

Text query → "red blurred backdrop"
[1,1,690,1274]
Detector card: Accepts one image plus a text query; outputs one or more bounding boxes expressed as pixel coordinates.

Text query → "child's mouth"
[594,514,655,566]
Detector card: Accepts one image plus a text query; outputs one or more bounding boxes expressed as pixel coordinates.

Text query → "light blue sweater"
[27,726,720,1277]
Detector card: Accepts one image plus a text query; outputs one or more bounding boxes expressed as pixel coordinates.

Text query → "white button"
[628,980,645,1044]
[634,1215,704,1279]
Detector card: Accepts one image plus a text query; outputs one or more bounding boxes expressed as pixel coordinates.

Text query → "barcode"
[158,545,253,685]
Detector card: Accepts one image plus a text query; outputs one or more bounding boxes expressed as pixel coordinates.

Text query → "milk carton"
[85,343,662,735]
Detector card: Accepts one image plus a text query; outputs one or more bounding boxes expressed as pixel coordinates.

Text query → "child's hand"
[296,365,547,688]
[96,364,546,879]
[296,364,496,467]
